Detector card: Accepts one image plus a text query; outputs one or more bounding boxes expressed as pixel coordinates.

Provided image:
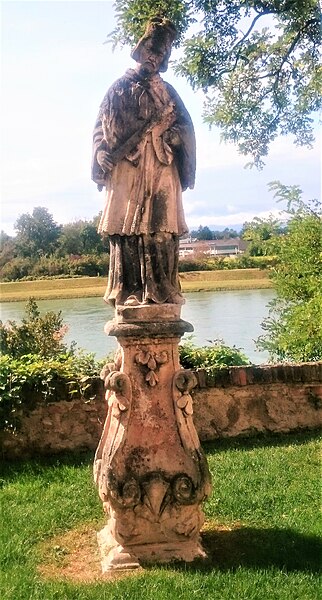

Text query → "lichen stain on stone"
[125,446,151,472]
[227,404,240,427]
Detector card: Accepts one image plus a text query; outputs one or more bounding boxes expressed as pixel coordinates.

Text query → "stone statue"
[92,18,211,572]
[92,18,196,307]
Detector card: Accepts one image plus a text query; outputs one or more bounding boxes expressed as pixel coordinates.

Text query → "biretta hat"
[131,17,177,72]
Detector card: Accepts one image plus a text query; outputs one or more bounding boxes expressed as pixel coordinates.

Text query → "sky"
[1,0,321,236]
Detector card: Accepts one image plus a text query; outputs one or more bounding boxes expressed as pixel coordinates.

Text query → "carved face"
[136,37,169,76]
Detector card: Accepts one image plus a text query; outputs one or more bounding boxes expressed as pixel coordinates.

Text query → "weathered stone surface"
[94,307,211,570]
[192,380,322,440]
[92,19,195,308]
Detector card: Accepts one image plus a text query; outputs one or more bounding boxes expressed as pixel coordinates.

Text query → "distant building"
[179,237,248,258]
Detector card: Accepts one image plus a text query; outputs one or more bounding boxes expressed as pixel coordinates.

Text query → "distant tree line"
[0,208,110,281]
[188,225,240,240]
[0,189,311,282]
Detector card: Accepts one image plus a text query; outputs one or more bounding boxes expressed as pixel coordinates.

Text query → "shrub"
[0,257,34,281]
[236,255,277,269]
[179,338,250,374]
[178,255,275,272]
[31,255,75,278]
[0,298,71,358]
[0,352,106,432]
[178,258,209,272]
[70,254,108,277]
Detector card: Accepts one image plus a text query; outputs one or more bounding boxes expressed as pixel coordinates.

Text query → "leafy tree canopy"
[111,0,321,166]
[189,226,239,239]
[15,207,61,258]
[257,182,322,362]
[241,214,286,255]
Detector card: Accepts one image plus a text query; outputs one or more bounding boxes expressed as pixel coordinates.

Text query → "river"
[0,289,274,363]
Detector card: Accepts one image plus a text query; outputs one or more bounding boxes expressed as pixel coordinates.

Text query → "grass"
[0,269,272,302]
[1,431,321,599]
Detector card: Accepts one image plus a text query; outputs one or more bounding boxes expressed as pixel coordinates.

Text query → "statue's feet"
[124,295,141,306]
[167,293,185,305]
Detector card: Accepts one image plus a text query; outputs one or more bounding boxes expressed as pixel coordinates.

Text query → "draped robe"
[92,69,196,306]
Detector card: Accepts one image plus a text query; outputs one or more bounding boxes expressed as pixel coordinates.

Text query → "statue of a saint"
[92,18,196,307]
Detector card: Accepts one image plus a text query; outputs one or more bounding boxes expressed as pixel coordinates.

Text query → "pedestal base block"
[97,525,206,572]
[94,305,212,571]
[98,526,140,572]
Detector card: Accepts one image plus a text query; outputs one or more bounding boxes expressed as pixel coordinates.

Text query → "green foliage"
[257,183,322,361]
[235,254,277,269]
[259,296,322,362]
[0,253,109,281]
[112,0,321,166]
[110,0,194,47]
[0,299,107,432]
[0,209,110,281]
[15,207,61,257]
[0,298,70,358]
[241,215,286,256]
[179,255,274,271]
[56,220,107,257]
[189,227,239,240]
[179,337,250,373]
[0,256,34,281]
[0,231,16,269]
[0,352,105,432]
[69,254,108,277]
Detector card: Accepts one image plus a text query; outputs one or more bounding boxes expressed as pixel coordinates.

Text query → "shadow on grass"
[0,450,94,485]
[1,430,320,482]
[203,429,321,455]
[164,526,322,575]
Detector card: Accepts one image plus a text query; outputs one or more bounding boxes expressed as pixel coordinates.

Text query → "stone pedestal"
[94,305,212,572]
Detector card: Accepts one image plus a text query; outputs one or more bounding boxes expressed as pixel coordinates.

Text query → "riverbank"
[0,269,272,302]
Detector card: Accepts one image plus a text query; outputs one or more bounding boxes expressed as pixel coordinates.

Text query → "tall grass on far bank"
[1,431,321,600]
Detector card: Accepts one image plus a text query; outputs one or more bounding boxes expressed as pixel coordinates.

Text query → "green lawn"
[1,432,321,599]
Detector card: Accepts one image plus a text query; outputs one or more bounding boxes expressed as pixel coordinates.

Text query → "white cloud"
[186,209,284,229]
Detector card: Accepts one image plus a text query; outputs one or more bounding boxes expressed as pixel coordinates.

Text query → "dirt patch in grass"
[36,521,235,582]
[30,515,322,581]
[37,523,143,583]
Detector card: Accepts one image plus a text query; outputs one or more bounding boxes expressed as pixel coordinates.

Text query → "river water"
[0,289,274,364]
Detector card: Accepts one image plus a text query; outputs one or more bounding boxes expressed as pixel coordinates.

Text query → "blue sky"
[1,0,321,235]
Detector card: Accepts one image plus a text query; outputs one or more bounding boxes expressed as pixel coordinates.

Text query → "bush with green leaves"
[0,298,71,358]
[178,255,275,272]
[0,299,109,431]
[0,352,106,432]
[257,183,322,362]
[179,338,250,374]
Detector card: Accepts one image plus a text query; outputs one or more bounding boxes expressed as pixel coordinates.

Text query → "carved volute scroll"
[93,364,132,502]
[173,369,212,499]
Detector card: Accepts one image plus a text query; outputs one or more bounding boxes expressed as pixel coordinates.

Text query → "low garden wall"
[1,363,321,458]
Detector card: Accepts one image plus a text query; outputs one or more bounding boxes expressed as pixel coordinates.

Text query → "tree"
[241,214,285,255]
[0,231,16,269]
[257,182,322,362]
[56,219,107,256]
[15,207,61,257]
[111,0,321,166]
[80,222,105,254]
[56,221,84,256]
[196,225,214,240]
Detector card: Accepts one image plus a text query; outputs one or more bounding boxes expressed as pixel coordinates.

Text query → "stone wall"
[1,363,321,458]
[192,362,322,440]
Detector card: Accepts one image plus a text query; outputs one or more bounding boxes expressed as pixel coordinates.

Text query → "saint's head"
[131,18,177,75]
